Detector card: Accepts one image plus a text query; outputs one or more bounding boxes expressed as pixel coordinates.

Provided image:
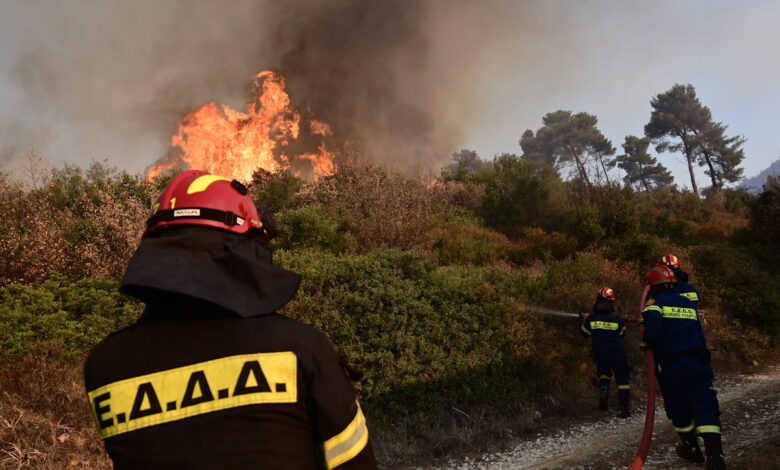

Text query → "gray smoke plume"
[3,1,779,179]
[0,0,469,176]
[265,0,450,171]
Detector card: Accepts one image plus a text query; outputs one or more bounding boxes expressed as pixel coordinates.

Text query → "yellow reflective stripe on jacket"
[674,421,696,433]
[697,425,721,434]
[618,385,631,390]
[324,403,369,469]
[581,325,591,335]
[599,375,611,380]
[643,305,662,313]
[680,292,699,301]
[590,321,619,331]
[87,352,297,439]
[661,306,698,320]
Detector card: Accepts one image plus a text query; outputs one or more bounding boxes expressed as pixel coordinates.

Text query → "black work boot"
[675,431,704,463]
[619,400,630,418]
[702,434,726,470]
[598,386,609,410]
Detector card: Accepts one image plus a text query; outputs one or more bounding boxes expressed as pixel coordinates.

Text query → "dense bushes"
[2,156,779,465]
[690,244,780,338]
[0,277,143,362]
[0,165,150,284]
[275,249,540,413]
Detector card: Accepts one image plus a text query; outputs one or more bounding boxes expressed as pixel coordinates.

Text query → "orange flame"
[147,71,335,181]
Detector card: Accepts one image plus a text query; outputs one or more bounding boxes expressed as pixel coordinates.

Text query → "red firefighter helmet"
[598,287,616,301]
[645,265,677,286]
[661,254,681,269]
[144,170,267,239]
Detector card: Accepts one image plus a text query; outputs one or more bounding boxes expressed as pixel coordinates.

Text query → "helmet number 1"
[170,197,176,209]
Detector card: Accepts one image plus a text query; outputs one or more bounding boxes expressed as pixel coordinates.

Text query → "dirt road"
[427,367,780,470]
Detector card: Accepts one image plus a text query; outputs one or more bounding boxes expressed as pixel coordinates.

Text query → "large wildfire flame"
[147,71,335,181]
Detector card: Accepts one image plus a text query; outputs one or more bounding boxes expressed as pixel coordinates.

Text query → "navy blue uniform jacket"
[642,286,707,360]
[580,312,627,363]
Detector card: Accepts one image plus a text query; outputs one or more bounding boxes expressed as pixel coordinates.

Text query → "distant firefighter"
[580,287,631,418]
[84,170,377,469]
[643,265,725,470]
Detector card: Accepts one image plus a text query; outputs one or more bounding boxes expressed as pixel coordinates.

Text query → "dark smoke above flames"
[4,0,461,176]
[146,0,454,177]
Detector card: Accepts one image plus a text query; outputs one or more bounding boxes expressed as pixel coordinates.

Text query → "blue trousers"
[597,360,631,403]
[656,356,721,435]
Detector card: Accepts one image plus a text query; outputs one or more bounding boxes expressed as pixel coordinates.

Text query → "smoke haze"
[1,0,481,175]
[1,1,779,179]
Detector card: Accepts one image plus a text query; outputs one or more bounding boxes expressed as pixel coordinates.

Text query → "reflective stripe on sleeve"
[680,292,699,301]
[618,385,631,390]
[697,425,721,434]
[324,402,369,469]
[674,421,696,433]
[581,325,591,335]
[643,305,662,313]
[599,375,611,380]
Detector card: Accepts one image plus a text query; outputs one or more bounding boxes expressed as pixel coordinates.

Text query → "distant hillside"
[741,159,780,193]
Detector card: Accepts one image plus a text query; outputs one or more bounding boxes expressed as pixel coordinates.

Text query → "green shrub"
[476,154,566,233]
[274,205,346,251]
[690,244,780,337]
[510,228,578,264]
[750,186,780,248]
[273,248,541,424]
[250,169,306,213]
[565,203,605,247]
[0,276,143,363]
[428,218,511,266]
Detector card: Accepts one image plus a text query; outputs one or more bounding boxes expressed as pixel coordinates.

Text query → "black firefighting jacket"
[84,227,377,470]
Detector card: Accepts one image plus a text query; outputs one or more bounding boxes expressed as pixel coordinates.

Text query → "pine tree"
[615,136,674,191]
[696,122,746,191]
[645,84,745,195]
[520,110,615,186]
[645,84,711,195]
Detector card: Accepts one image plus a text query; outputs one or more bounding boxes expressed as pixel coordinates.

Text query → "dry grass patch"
[0,355,109,470]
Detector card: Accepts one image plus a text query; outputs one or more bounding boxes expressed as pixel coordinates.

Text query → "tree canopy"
[615,136,674,191]
[520,110,615,186]
[645,83,745,195]
[442,149,493,181]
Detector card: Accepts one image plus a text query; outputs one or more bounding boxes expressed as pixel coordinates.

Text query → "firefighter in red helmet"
[642,265,725,470]
[84,170,378,470]
[580,287,631,418]
[662,253,700,307]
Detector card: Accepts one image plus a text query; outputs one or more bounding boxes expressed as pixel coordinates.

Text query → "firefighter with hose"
[84,170,378,469]
[579,287,632,418]
[642,265,725,470]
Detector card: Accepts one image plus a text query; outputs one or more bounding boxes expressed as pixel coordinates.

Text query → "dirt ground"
[426,366,780,470]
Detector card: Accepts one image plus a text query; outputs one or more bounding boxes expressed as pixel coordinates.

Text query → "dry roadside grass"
[0,354,109,470]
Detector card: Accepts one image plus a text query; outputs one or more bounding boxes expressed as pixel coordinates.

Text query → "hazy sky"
[1,0,778,187]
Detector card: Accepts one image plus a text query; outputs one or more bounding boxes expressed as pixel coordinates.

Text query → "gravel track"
[427,367,780,470]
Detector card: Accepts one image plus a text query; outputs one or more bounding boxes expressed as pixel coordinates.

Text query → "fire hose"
[524,287,657,469]
[628,285,655,470]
